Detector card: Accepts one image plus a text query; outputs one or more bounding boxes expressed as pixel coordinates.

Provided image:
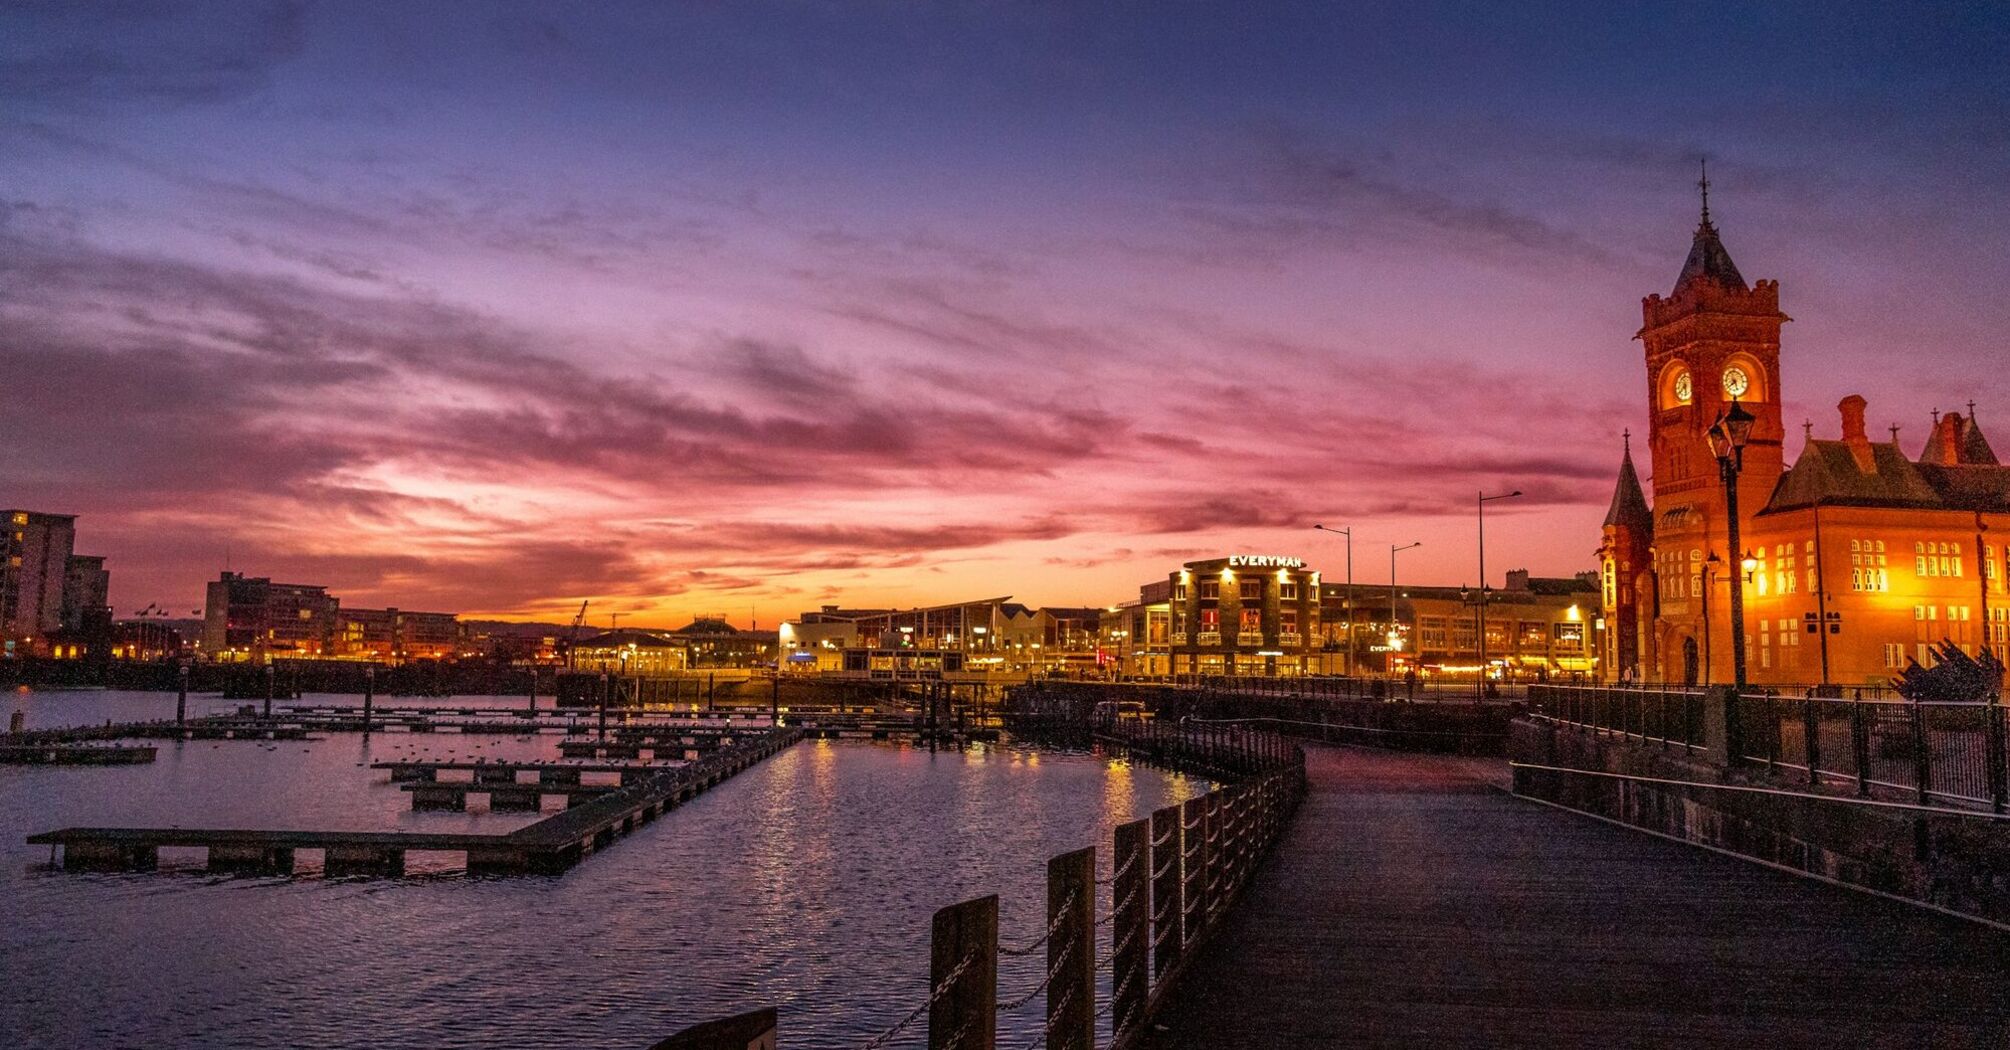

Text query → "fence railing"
[649,720,1306,1050]
[1729,693,2009,811]
[1524,684,1709,751]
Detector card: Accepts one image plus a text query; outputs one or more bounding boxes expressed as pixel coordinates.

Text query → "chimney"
[1838,395,1875,472]
[1924,412,1964,466]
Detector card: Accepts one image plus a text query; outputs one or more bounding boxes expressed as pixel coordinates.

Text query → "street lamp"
[1477,490,1522,693]
[1391,542,1421,674]
[1708,399,1756,690]
[1313,524,1355,675]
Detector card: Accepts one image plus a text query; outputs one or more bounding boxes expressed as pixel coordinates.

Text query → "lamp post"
[1477,490,1522,693]
[1708,400,1757,691]
[1391,542,1421,674]
[1313,524,1354,675]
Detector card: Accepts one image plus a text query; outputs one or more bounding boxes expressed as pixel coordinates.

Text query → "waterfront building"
[571,628,691,675]
[671,618,777,668]
[1165,555,1322,676]
[1,510,112,657]
[201,572,339,662]
[1394,571,1602,680]
[1598,186,2010,687]
[337,607,465,663]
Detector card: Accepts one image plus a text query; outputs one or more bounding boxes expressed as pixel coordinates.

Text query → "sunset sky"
[4,2,2008,627]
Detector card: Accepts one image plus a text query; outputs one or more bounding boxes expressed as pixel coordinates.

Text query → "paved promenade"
[1141,746,2010,1049]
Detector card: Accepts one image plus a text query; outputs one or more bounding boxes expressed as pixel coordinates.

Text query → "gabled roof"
[1674,219,1747,295]
[672,618,739,635]
[576,629,679,649]
[1762,439,1944,512]
[1920,411,2000,467]
[1602,443,1652,532]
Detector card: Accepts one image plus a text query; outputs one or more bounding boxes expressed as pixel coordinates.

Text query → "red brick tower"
[1636,167,1790,683]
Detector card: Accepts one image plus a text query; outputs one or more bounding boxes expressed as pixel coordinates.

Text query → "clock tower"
[1635,167,1789,683]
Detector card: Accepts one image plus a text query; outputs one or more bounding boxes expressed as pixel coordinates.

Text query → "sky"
[4,1,2008,627]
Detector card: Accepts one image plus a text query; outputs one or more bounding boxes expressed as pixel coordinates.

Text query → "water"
[0,690,1203,1049]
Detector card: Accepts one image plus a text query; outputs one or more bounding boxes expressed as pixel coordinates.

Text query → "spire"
[1673,159,1747,295]
[1603,435,1652,531]
[1699,159,1712,225]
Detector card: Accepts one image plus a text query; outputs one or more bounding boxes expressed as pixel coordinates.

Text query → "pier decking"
[1137,745,2010,1048]
[27,726,804,877]
[0,743,157,765]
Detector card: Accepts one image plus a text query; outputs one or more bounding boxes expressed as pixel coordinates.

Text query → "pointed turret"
[1603,435,1653,531]
[1673,161,1747,294]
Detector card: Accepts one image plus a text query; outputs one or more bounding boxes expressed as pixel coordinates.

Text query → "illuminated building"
[337,608,465,662]
[201,572,339,662]
[1390,572,1602,679]
[1599,182,2010,686]
[571,629,691,675]
[1165,556,1322,676]
[1,510,110,657]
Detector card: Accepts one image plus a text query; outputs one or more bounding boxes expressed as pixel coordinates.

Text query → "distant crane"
[564,600,589,669]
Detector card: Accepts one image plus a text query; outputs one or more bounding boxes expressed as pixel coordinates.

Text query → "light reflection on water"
[0,691,1203,1049]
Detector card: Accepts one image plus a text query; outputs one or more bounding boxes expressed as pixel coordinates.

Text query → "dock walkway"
[1141,746,2010,1048]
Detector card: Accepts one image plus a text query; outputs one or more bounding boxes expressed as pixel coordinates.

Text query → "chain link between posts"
[998,888,1078,957]
[852,951,978,1050]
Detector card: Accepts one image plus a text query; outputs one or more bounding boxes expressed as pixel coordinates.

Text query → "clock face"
[1672,371,1693,404]
[1722,366,1750,398]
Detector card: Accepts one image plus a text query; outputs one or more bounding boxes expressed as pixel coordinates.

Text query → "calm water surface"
[0,690,1202,1049]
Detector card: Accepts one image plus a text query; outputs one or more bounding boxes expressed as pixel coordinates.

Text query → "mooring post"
[176,661,189,727]
[1151,803,1183,980]
[1112,818,1150,1043]
[1046,846,1095,1050]
[363,666,375,733]
[528,669,538,716]
[263,665,275,719]
[599,672,611,741]
[929,894,998,1050]
[707,672,716,711]
[770,673,780,726]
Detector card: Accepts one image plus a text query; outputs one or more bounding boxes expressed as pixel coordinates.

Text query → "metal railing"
[1729,692,2009,811]
[652,721,1306,1049]
[1525,684,1709,751]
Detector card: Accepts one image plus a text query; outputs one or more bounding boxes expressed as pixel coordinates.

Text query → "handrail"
[1509,762,2010,822]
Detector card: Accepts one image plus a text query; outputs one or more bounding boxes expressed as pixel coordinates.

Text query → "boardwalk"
[1142,746,2010,1049]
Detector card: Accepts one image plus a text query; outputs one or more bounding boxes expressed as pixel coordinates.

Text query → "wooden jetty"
[400,780,616,811]
[26,726,804,877]
[370,759,684,783]
[0,743,157,765]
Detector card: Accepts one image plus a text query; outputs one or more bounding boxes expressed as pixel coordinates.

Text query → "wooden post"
[263,665,274,719]
[599,673,611,741]
[647,1007,777,1050]
[528,669,538,716]
[1046,846,1095,1050]
[770,673,780,726]
[362,666,375,733]
[1112,818,1150,1044]
[176,662,189,727]
[929,895,997,1050]
[1151,803,1183,980]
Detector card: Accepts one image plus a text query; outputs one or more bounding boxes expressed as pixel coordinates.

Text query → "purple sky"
[4,2,2007,625]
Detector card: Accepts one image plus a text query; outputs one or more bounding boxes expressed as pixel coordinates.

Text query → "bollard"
[8,710,23,735]
[1046,846,1095,1050]
[929,895,997,1050]
[1151,803,1183,980]
[363,667,375,732]
[1112,818,1150,1043]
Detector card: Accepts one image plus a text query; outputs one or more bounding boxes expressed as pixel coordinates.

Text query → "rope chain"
[852,951,977,1050]
[999,889,1079,957]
